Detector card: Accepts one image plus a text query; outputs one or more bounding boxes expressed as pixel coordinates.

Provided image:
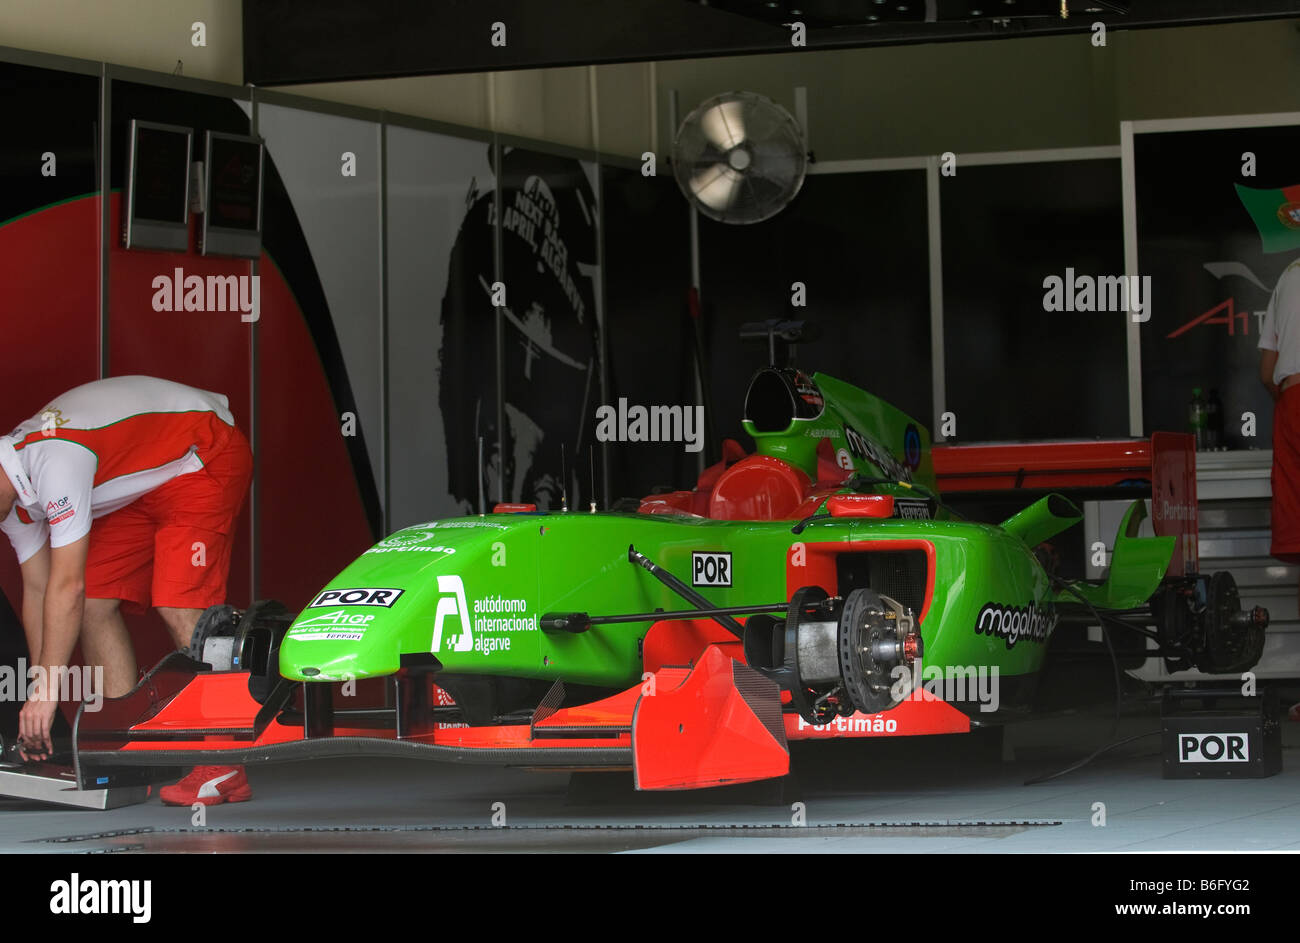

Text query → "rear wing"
[931,431,1198,578]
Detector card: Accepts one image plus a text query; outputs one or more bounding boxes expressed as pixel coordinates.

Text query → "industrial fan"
[672,91,807,225]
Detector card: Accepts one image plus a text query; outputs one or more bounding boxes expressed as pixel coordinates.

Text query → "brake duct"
[188,600,295,703]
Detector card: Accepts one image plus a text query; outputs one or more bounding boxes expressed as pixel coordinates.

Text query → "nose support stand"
[0,734,148,810]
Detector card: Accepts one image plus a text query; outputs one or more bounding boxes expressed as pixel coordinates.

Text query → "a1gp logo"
[692,551,732,587]
[431,575,473,654]
[1179,733,1249,763]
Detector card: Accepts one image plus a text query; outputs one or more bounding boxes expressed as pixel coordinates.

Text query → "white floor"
[2,706,1297,853]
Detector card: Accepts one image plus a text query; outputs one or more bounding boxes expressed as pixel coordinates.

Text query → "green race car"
[70,367,1267,791]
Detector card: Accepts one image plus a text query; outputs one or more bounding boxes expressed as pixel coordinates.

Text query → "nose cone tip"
[279,632,399,682]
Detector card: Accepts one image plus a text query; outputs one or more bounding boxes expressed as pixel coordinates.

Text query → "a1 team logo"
[378,530,431,548]
[45,496,75,525]
[431,575,473,654]
[296,610,376,627]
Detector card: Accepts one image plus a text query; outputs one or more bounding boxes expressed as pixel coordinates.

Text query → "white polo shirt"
[1259,258,1300,385]
[0,376,235,563]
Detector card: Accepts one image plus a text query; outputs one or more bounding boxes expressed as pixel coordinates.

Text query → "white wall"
[653,19,1300,161]
[282,18,1300,161]
[289,63,656,158]
[4,4,1299,161]
[0,0,242,83]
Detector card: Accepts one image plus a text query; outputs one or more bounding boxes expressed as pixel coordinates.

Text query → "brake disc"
[188,604,238,667]
[837,588,921,714]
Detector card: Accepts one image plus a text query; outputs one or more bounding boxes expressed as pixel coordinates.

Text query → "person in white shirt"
[1259,260,1300,719]
[1258,260,1300,567]
[0,376,254,804]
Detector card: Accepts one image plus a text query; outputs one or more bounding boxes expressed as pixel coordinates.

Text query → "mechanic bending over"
[0,375,255,805]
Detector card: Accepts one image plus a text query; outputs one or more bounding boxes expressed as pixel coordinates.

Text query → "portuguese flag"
[1235,183,1300,253]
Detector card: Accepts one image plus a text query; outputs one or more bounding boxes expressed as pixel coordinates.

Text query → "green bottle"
[1189,386,1208,450]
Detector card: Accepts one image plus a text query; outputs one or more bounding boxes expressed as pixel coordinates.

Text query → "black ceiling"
[243,0,1300,86]
[693,0,1134,30]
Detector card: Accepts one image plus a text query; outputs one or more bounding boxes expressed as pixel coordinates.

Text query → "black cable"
[1023,730,1162,786]
[1022,577,1137,785]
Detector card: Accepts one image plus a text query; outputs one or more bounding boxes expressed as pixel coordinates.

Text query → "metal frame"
[249,93,261,599]
[0,764,147,810]
[1121,111,1300,436]
[1124,111,1300,135]
[1121,121,1142,437]
[808,156,929,175]
[805,146,1122,443]
[4,39,1246,529]
[378,118,390,536]
[0,43,629,557]
[670,88,709,479]
[97,62,110,379]
[947,145,1121,166]
[589,65,612,507]
[926,155,945,442]
[493,136,505,505]
[102,61,253,102]
[13,39,1123,527]
[0,43,100,76]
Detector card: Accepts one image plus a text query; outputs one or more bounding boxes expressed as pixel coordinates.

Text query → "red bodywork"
[1149,433,1199,576]
[932,439,1155,492]
[639,438,854,521]
[933,434,1198,578]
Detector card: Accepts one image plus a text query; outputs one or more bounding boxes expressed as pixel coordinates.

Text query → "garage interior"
[2,0,1300,857]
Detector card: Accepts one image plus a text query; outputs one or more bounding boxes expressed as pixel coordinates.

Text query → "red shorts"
[84,426,253,613]
[1272,386,1300,564]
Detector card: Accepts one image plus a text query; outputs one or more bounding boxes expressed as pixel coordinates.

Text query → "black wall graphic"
[439,147,600,510]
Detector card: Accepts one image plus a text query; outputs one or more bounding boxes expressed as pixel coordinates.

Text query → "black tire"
[1198,572,1265,675]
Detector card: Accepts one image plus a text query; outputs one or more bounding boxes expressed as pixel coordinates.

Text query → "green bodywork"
[279,506,1171,690]
[747,372,938,495]
[279,371,1174,699]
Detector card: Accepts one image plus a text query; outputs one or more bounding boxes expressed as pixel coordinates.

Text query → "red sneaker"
[159,765,253,806]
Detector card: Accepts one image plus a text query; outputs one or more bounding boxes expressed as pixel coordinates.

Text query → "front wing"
[73,630,969,792]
